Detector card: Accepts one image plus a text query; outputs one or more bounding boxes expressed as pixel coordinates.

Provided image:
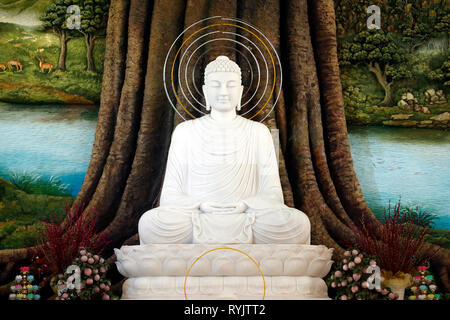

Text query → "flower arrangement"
[354,200,440,277]
[37,202,111,274]
[9,266,40,300]
[326,248,398,300]
[405,265,441,300]
[53,248,117,300]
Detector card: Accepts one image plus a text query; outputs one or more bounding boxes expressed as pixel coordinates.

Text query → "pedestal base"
[122,276,329,300]
[115,244,333,300]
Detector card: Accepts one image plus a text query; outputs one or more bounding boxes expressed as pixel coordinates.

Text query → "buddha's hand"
[200,201,248,214]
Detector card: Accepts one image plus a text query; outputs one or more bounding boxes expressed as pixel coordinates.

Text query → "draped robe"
[138,115,311,244]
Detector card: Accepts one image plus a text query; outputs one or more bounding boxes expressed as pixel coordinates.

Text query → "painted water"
[348,125,450,230]
[0,103,97,196]
[0,104,449,229]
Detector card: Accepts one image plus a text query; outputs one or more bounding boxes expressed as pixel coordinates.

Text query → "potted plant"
[326,248,399,300]
[36,202,111,296]
[354,200,440,299]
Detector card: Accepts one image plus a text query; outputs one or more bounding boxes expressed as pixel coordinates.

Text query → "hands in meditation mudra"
[138,56,310,245]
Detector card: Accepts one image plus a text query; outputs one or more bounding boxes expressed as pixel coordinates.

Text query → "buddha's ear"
[202,85,210,111]
[237,85,244,111]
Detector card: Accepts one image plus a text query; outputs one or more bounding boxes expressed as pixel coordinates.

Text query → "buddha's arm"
[242,125,285,210]
[159,124,201,209]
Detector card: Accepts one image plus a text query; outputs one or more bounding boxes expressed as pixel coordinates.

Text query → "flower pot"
[382,271,413,300]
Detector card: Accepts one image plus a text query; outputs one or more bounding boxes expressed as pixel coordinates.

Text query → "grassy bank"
[0,22,104,104]
[0,177,73,249]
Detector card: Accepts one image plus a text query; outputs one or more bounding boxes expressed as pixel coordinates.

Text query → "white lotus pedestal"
[115,244,334,300]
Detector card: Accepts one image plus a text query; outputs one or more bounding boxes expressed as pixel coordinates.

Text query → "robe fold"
[138,115,310,244]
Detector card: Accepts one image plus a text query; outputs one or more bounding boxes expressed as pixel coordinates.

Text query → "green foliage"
[7,171,73,196]
[0,177,73,250]
[40,0,72,31]
[339,29,407,67]
[0,22,104,103]
[427,54,450,87]
[76,0,109,35]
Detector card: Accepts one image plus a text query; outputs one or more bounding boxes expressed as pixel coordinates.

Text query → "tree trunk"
[84,33,97,72]
[57,30,69,71]
[1,0,448,295]
[368,61,393,105]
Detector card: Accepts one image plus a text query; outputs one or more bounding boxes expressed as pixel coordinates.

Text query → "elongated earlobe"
[202,85,210,111]
[236,85,243,111]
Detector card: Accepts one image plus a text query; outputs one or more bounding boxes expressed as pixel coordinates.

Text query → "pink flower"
[343,259,348,264]
[102,294,110,300]
[88,258,95,264]
[352,274,361,281]
[344,251,351,257]
[84,268,92,276]
[86,278,93,285]
[343,264,348,271]
[354,257,362,264]
[79,249,86,256]
[81,255,88,262]
[331,282,336,288]
[358,253,363,258]
[351,250,358,256]
[340,295,348,300]
[334,271,342,278]
[93,255,99,261]
[94,286,100,293]
[347,277,353,283]
[361,281,369,289]
[369,260,377,266]
[388,293,395,300]
[104,285,110,291]
[100,267,106,273]
[93,269,99,274]
[100,283,106,289]
[351,286,359,293]
[94,274,100,281]
[348,262,355,269]
[341,281,347,286]
[62,293,68,299]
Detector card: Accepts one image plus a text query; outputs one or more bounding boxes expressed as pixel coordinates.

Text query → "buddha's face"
[202,72,243,112]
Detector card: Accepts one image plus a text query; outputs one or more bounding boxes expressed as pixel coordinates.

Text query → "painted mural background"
[0,0,106,249]
[335,0,450,243]
[0,0,448,251]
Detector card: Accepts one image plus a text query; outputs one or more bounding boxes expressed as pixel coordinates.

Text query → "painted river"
[0,104,448,229]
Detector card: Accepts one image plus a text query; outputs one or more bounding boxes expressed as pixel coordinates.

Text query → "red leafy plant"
[36,203,111,274]
[354,200,440,276]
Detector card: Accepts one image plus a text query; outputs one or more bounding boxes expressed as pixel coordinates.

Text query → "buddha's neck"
[209,108,237,123]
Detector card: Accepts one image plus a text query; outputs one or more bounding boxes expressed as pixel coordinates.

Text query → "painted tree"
[391,0,443,53]
[40,0,79,71]
[0,0,449,296]
[76,0,110,72]
[338,28,411,105]
[427,55,450,87]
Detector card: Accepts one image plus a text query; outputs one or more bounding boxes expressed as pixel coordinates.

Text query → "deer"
[37,57,53,73]
[0,64,6,72]
[8,60,22,72]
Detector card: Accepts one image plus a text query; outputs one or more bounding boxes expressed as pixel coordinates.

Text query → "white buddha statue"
[138,56,310,245]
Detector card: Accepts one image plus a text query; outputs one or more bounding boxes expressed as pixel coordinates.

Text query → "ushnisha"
[138,56,310,244]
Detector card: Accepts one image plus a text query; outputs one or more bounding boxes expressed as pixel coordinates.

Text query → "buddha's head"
[202,56,244,113]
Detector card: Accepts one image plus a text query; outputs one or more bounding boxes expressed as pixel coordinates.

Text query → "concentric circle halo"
[163,16,282,122]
